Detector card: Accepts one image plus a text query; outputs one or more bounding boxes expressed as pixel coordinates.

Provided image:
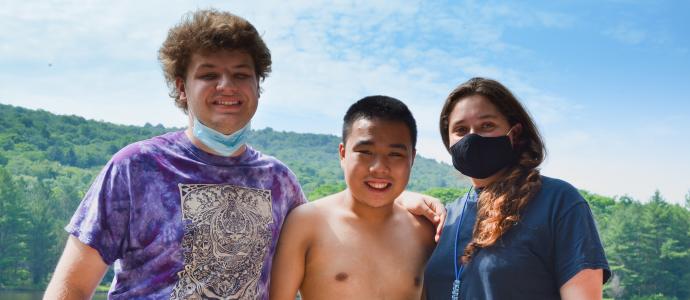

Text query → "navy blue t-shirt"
[424,176,610,299]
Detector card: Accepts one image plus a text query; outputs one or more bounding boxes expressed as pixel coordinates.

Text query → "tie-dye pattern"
[65,131,306,299]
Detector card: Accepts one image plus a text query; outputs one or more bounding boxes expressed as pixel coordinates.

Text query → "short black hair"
[342,95,417,148]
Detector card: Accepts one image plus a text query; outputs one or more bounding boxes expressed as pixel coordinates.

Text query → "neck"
[341,189,396,223]
[185,128,246,157]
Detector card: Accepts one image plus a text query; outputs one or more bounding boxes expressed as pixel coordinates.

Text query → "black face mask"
[449,132,515,179]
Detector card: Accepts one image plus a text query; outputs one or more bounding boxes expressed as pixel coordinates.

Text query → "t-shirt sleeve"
[285,169,307,210]
[64,159,131,265]
[554,191,611,287]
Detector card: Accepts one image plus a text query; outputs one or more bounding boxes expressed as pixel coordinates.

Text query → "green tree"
[0,166,30,286]
[308,183,346,201]
[422,187,468,205]
[603,200,654,298]
[603,193,690,299]
[25,180,61,286]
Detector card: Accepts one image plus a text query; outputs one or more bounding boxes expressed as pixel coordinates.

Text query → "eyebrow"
[452,113,500,126]
[353,140,409,150]
[389,143,409,151]
[198,63,254,70]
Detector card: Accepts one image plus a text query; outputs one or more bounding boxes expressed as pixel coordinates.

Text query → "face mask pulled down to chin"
[191,117,251,157]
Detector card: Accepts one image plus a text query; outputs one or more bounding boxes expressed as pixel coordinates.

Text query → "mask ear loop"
[506,126,516,136]
[186,101,201,129]
[506,123,522,148]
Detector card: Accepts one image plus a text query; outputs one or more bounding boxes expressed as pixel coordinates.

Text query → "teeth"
[217,101,239,105]
[368,182,388,189]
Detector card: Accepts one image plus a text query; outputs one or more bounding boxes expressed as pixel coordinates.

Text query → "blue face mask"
[192,118,251,156]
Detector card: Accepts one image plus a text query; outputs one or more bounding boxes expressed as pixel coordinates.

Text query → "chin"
[355,191,398,208]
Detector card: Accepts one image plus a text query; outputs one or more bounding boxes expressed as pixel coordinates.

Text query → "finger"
[424,207,439,224]
[435,211,447,242]
[423,197,443,220]
[426,197,444,215]
[434,203,447,222]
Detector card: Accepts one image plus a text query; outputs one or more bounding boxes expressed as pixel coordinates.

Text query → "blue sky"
[1,0,689,204]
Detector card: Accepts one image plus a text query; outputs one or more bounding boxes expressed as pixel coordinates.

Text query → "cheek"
[188,84,212,99]
[342,158,361,176]
[343,165,363,187]
[243,81,260,95]
[392,160,412,176]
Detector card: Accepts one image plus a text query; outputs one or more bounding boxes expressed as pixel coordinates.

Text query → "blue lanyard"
[452,187,473,300]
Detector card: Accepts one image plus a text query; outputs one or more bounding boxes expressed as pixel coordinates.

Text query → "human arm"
[560,268,604,300]
[396,191,447,241]
[270,206,312,300]
[43,235,109,300]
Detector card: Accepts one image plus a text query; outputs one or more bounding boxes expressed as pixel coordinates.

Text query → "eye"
[234,73,251,80]
[389,152,403,157]
[355,149,372,155]
[481,122,496,130]
[454,126,468,136]
[199,73,218,80]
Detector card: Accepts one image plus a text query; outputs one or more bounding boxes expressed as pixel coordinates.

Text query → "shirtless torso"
[271,192,435,300]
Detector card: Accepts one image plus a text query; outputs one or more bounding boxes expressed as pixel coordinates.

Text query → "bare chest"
[300,223,428,299]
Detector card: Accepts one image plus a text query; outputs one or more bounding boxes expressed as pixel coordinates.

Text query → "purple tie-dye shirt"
[66,131,306,299]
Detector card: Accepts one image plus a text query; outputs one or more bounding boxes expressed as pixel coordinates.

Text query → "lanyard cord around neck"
[452,186,474,298]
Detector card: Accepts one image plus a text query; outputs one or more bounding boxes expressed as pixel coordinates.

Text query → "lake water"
[0,291,107,300]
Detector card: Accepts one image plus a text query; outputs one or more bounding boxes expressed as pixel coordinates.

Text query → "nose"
[369,155,390,175]
[216,74,237,92]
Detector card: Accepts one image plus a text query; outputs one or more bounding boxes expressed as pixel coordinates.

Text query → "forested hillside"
[1,103,689,299]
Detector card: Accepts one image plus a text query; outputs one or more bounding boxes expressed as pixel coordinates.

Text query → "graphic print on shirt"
[171,184,273,300]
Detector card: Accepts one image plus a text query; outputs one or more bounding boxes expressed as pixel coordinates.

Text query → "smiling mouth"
[366,182,392,190]
[215,100,241,106]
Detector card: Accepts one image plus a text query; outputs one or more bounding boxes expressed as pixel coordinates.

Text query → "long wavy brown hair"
[439,77,546,263]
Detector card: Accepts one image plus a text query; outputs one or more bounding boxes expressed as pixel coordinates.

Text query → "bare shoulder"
[284,201,320,229]
[309,191,347,216]
[311,191,344,207]
[284,192,344,228]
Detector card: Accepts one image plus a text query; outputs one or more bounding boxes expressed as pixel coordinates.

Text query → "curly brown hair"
[158,9,272,112]
[439,77,546,263]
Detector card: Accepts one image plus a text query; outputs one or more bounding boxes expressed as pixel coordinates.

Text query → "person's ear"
[176,77,187,102]
[339,143,346,168]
